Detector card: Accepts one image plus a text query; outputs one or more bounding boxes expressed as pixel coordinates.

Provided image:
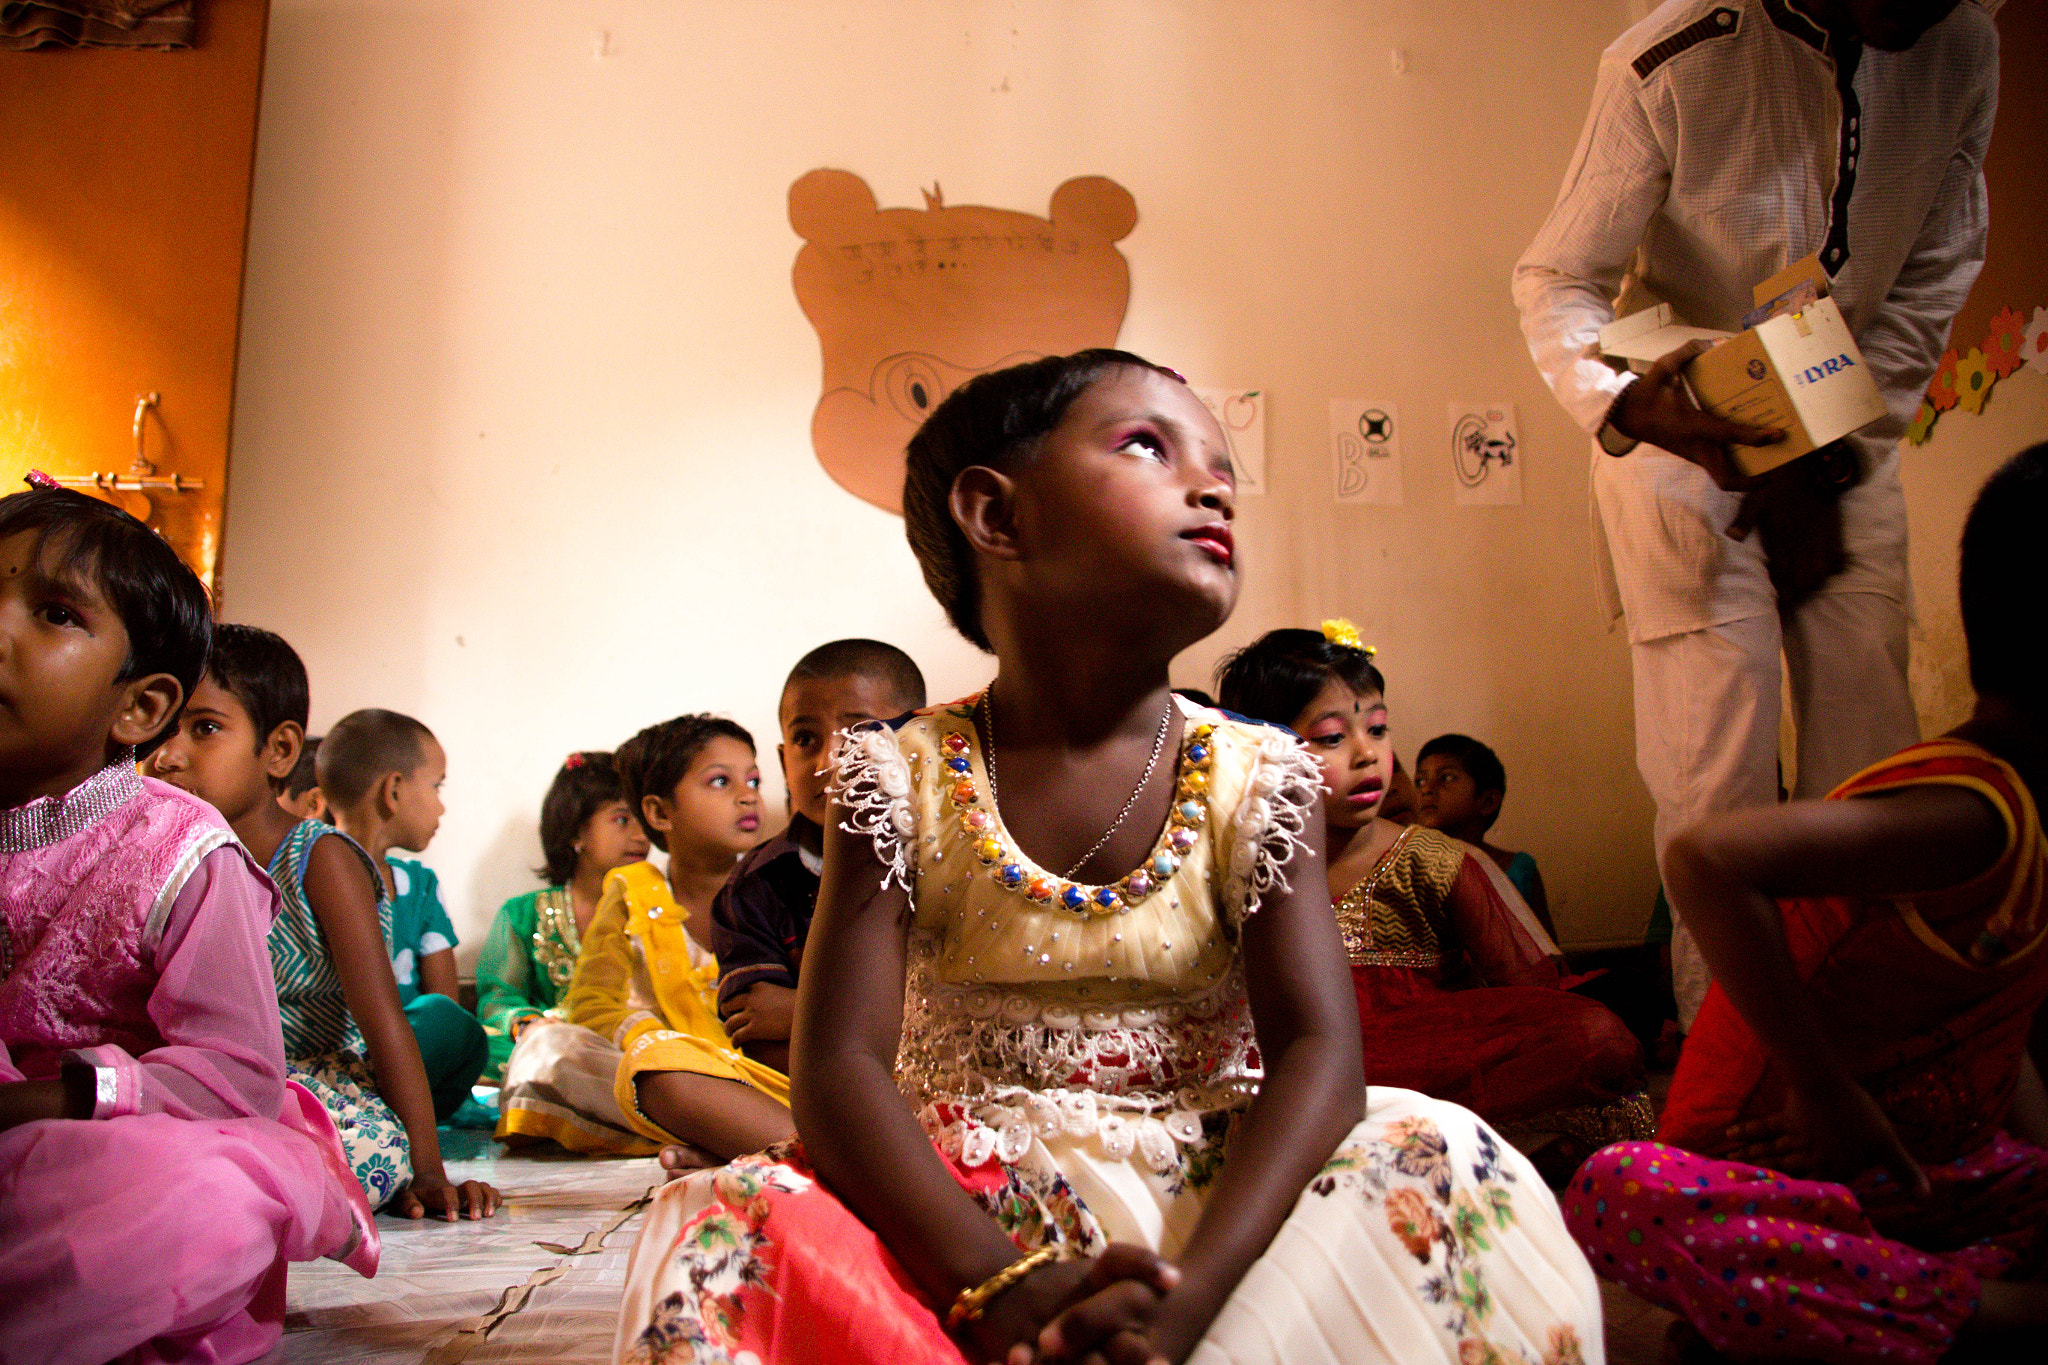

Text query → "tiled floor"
[280,1126,1684,1364]
[277,1129,660,1364]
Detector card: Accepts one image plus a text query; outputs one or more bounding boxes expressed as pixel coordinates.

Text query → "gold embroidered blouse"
[1334,825,1467,970]
[829,695,1324,1170]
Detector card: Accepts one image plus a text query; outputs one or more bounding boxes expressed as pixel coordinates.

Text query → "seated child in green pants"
[323,710,489,1122]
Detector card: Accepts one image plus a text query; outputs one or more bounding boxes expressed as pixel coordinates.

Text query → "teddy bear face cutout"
[789,169,1137,513]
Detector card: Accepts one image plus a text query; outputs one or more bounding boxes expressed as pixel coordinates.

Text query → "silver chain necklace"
[979,682,1176,881]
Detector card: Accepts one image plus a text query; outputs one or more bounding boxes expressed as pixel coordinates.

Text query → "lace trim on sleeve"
[1221,729,1325,927]
[140,827,234,957]
[827,722,917,893]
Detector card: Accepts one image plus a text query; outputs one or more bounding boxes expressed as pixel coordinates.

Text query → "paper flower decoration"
[1905,400,1939,446]
[1927,348,1961,411]
[1319,618,1375,656]
[1984,305,2026,380]
[2023,306,2048,377]
[1953,348,1993,416]
[1320,618,1362,649]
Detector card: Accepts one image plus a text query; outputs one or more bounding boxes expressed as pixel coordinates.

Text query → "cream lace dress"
[612,697,1604,1365]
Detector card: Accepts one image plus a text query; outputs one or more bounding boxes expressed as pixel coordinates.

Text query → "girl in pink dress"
[0,482,374,1365]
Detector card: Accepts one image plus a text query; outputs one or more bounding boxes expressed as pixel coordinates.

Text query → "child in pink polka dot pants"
[1565,1138,2046,1362]
[1567,450,2048,1358]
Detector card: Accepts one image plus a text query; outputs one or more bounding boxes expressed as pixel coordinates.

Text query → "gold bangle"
[945,1245,1058,1330]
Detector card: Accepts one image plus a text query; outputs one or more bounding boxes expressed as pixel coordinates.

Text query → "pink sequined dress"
[0,762,375,1365]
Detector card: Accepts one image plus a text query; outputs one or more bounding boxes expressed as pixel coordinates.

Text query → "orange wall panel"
[0,0,270,589]
[1949,1,2048,349]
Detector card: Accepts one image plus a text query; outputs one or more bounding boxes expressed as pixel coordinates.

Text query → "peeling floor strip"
[282,1138,661,1365]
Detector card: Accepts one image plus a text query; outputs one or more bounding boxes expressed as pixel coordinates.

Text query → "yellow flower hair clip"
[1320,618,1374,657]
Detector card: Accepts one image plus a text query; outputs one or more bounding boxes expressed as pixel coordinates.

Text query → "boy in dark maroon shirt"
[711,640,925,1073]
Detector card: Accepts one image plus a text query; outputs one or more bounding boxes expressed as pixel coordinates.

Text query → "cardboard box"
[1599,257,1886,477]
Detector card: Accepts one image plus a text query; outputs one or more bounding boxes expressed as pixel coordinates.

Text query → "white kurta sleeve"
[1854,60,1996,443]
[1512,49,1672,436]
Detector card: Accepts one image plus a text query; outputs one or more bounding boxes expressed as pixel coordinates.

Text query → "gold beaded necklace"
[978,682,1175,880]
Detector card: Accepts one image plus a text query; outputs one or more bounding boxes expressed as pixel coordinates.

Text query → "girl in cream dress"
[613,351,1603,1365]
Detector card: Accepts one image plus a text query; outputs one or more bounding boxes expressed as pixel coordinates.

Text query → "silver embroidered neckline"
[0,760,143,854]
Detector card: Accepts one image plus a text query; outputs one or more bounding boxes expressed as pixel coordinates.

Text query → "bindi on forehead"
[5,534,108,601]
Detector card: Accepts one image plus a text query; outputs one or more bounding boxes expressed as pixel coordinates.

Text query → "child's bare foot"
[659,1143,720,1180]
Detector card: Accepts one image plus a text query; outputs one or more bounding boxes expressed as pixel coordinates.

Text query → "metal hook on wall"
[132,392,160,476]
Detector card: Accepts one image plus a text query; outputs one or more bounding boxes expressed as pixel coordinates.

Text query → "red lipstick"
[1183,523,1234,567]
[1346,778,1383,808]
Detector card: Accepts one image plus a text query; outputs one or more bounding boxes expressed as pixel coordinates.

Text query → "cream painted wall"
[226,0,1689,964]
[1902,371,2048,740]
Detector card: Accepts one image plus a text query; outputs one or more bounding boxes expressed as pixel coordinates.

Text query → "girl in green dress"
[476,752,649,1078]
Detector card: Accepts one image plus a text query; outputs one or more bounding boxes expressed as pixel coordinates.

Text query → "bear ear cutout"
[1048,177,1137,242]
[790,169,880,241]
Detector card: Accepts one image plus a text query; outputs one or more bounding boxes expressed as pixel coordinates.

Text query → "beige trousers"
[1631,590,1919,1028]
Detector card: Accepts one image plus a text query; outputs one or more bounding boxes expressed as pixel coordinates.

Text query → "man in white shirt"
[1514,0,1997,1026]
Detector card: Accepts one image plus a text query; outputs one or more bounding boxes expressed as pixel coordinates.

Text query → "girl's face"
[0,530,166,800]
[1291,678,1392,831]
[576,797,650,878]
[1008,367,1240,644]
[660,735,761,858]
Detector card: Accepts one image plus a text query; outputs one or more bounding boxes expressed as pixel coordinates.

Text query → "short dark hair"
[1960,442,2048,707]
[614,714,754,852]
[1214,628,1387,729]
[784,638,927,715]
[536,751,629,885]
[206,624,309,766]
[319,708,436,808]
[1417,734,1507,799]
[0,486,212,759]
[284,735,322,800]
[903,348,1181,651]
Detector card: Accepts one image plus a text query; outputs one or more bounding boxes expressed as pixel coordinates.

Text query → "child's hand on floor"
[398,1170,501,1221]
[962,1244,1179,1365]
[725,983,796,1045]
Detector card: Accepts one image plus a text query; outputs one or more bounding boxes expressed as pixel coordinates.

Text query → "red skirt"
[1354,968,1645,1126]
